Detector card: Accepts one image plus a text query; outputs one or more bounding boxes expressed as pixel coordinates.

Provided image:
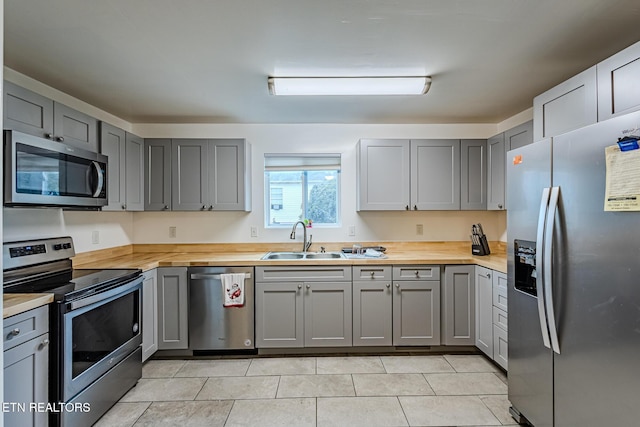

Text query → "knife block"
[472,235,491,256]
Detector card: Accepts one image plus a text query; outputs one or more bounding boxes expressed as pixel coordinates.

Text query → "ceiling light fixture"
[267,76,431,96]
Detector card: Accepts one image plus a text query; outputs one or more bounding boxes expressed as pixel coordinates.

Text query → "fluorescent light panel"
[268,76,431,96]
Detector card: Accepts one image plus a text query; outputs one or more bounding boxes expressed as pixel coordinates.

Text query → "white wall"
[2,71,516,252]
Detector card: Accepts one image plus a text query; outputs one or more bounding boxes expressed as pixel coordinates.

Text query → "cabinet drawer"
[256,266,351,282]
[493,306,508,332]
[3,305,49,351]
[352,266,391,281]
[492,272,508,312]
[393,265,440,281]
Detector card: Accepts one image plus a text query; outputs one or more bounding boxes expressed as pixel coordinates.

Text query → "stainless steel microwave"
[4,130,108,208]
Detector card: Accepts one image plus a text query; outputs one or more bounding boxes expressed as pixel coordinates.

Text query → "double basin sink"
[261,251,346,260]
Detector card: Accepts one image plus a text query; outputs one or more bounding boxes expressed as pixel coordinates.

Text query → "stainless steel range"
[3,237,143,427]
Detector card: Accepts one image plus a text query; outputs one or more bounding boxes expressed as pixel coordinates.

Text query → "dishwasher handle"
[190,272,252,280]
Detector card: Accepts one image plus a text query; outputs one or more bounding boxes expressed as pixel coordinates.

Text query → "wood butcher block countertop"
[3,293,54,319]
[72,241,507,273]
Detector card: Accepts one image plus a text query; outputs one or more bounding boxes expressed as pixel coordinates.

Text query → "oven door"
[61,276,142,401]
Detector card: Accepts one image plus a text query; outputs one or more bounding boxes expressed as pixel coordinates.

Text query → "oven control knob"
[133,323,139,333]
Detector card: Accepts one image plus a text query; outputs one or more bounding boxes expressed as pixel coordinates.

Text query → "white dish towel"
[221,273,246,307]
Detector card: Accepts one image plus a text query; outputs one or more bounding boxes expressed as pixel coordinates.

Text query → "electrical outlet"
[250,226,258,238]
[416,224,424,235]
[169,226,177,238]
[348,225,356,236]
[91,230,100,244]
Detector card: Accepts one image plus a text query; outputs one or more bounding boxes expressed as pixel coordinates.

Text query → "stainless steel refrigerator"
[507,110,640,426]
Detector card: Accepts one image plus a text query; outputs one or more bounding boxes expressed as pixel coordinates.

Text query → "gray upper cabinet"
[100,123,144,211]
[504,120,533,151]
[169,139,251,211]
[597,40,640,121]
[3,80,54,138]
[460,139,487,210]
[411,139,461,210]
[533,66,598,142]
[357,139,411,210]
[144,139,172,211]
[442,265,475,346]
[156,267,189,350]
[4,81,99,151]
[487,133,506,210]
[172,139,209,211]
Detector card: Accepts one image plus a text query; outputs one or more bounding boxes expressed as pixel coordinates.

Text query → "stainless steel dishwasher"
[188,266,255,350]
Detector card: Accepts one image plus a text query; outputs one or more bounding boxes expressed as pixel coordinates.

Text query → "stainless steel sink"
[261,251,345,260]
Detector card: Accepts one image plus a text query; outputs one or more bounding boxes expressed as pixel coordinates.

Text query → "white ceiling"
[5,0,640,124]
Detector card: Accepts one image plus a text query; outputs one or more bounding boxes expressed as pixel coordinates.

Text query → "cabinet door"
[487,133,506,210]
[209,139,250,211]
[460,139,487,210]
[3,334,49,427]
[533,66,597,141]
[304,282,352,347]
[597,40,640,121]
[492,271,508,313]
[352,281,392,346]
[475,266,493,357]
[443,266,475,346]
[172,139,209,211]
[392,281,440,346]
[255,282,304,348]
[357,139,410,210]
[142,269,158,361]
[505,120,533,151]
[125,132,145,211]
[493,325,508,370]
[3,80,54,138]
[100,123,126,211]
[53,102,99,151]
[156,267,188,350]
[411,139,461,210]
[144,139,172,211]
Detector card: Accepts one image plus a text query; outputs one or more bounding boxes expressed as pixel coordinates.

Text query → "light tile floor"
[95,354,519,427]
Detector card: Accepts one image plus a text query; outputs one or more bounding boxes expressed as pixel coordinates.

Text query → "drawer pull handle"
[9,328,20,337]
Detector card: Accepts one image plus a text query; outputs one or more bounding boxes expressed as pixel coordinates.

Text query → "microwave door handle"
[90,161,104,197]
[544,186,561,354]
[536,187,552,350]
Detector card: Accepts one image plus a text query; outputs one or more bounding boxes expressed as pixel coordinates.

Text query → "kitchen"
[2,1,640,426]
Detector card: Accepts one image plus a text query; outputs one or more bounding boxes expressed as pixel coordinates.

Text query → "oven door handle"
[69,276,142,311]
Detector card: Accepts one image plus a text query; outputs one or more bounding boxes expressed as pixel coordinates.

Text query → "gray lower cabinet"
[533,66,598,142]
[255,266,352,348]
[157,267,189,350]
[3,305,49,427]
[460,139,487,210]
[101,123,144,211]
[142,269,158,361]
[475,266,493,356]
[352,266,393,346]
[442,265,475,346]
[3,80,99,151]
[392,266,441,346]
[144,139,172,211]
[487,133,506,211]
[597,40,640,121]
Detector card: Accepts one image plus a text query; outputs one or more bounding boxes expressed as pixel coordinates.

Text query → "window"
[265,154,341,227]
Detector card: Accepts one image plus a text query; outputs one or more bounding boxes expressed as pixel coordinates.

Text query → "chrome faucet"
[290,221,312,252]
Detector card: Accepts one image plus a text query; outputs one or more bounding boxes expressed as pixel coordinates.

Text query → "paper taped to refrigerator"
[604,145,640,211]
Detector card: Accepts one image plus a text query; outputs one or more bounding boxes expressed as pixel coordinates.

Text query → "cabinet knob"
[201,205,207,210]
[163,205,169,210]
[395,283,400,289]
[39,339,50,350]
[298,284,302,289]
[487,273,491,279]
[370,271,375,278]
[415,270,420,277]
[122,204,126,210]
[208,205,214,210]
[44,133,53,139]
[9,328,20,337]
[386,283,391,288]
[405,205,409,211]
[306,284,311,289]
[55,136,65,142]
[498,204,503,209]
[414,205,418,210]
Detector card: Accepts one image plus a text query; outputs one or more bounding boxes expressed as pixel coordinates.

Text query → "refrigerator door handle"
[544,186,561,354]
[536,187,552,349]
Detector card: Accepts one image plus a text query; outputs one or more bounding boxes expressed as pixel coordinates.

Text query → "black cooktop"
[5,268,142,302]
